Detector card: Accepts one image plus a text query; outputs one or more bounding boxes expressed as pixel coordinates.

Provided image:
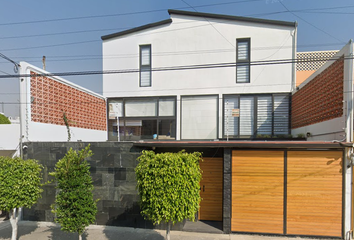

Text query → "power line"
[0,0,263,27]
[0,4,352,42]
[0,42,344,64]
[180,0,235,48]
[0,55,350,79]
[279,1,344,43]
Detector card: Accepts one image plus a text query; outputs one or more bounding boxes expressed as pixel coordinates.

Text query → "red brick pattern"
[291,57,344,129]
[30,71,107,131]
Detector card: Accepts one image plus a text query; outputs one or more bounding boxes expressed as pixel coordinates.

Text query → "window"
[140,45,151,87]
[236,38,250,83]
[181,95,218,140]
[223,94,290,138]
[107,97,176,141]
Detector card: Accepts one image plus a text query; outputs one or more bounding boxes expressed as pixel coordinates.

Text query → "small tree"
[50,145,97,240]
[135,150,202,240]
[0,156,43,240]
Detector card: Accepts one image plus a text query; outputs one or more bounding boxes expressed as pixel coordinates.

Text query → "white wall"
[103,14,295,98]
[19,62,107,142]
[27,122,106,142]
[103,13,296,140]
[0,124,20,150]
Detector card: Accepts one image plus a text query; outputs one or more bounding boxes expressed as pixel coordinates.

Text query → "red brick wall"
[291,57,344,129]
[30,72,107,131]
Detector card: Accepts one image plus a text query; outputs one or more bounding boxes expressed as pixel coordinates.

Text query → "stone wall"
[22,142,157,228]
[22,142,222,230]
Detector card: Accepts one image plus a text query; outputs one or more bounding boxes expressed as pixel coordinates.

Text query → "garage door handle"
[203,185,205,192]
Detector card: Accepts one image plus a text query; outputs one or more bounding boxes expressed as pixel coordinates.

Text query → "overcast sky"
[0,0,352,117]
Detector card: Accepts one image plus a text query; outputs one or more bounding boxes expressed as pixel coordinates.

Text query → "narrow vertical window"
[140,45,151,87]
[236,39,250,83]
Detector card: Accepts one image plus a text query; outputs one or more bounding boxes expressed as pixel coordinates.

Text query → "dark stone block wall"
[22,142,185,230]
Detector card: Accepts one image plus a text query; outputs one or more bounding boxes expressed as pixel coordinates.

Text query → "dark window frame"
[236,38,251,83]
[139,44,152,87]
[222,93,290,139]
[107,96,177,141]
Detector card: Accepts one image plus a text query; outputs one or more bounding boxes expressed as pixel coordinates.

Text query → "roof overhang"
[133,140,352,149]
[168,9,297,28]
[101,19,172,40]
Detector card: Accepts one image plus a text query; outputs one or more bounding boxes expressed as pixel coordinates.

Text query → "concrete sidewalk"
[0,221,336,240]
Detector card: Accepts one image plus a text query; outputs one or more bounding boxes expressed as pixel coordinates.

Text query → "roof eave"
[101,19,172,41]
[168,9,296,28]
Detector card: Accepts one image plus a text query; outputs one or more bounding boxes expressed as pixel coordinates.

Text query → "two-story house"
[101,10,352,238]
[102,9,297,141]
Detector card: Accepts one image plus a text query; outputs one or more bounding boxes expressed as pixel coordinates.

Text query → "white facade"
[102,10,297,140]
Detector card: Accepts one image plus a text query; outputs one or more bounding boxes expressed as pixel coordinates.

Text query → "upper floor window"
[140,45,151,87]
[236,38,250,83]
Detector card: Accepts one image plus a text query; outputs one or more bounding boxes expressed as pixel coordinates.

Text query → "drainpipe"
[291,22,298,93]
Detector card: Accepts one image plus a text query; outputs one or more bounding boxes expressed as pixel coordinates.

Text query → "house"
[99,9,354,238]
[102,9,297,141]
[20,10,353,239]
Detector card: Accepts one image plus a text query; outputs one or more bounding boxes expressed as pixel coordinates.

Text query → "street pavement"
[0,221,337,240]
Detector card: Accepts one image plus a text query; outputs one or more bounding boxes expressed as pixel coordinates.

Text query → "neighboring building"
[18,62,107,142]
[296,50,338,87]
[102,9,297,141]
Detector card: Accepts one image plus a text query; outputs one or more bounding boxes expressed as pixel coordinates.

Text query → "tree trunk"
[79,234,82,240]
[166,221,171,240]
[9,208,19,240]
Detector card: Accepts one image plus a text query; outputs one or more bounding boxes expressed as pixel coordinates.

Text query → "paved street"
[0,221,337,240]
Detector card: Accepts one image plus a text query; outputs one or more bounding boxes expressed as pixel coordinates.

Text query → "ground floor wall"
[22,142,351,237]
[22,142,223,231]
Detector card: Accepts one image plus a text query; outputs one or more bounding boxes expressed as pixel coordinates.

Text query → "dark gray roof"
[101,9,297,41]
[168,9,297,28]
[101,19,172,40]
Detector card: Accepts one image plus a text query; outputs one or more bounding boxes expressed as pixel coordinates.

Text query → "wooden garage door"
[232,151,284,234]
[287,151,342,237]
[199,157,223,221]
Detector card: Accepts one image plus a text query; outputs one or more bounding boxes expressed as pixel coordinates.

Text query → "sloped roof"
[168,9,297,27]
[101,9,297,41]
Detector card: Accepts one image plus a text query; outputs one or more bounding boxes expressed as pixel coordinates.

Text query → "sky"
[0,0,353,117]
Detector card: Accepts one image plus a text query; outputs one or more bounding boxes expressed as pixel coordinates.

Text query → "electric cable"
[0,55,351,79]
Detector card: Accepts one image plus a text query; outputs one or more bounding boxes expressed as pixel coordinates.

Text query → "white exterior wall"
[19,62,107,142]
[0,124,20,150]
[103,14,296,139]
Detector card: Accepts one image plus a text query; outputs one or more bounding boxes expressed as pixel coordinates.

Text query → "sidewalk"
[0,221,337,240]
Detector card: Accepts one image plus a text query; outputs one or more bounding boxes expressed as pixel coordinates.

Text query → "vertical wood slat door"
[232,151,284,234]
[287,151,342,237]
[199,157,223,221]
